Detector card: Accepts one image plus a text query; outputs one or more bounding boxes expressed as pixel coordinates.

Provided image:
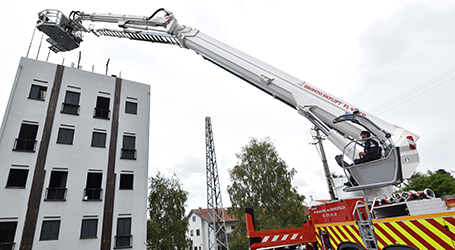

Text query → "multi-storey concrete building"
[0,57,150,250]
[187,208,237,250]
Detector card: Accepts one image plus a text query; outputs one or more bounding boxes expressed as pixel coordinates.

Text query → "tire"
[337,242,365,250]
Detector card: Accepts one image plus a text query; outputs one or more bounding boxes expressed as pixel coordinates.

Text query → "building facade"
[187,208,237,250]
[0,57,150,250]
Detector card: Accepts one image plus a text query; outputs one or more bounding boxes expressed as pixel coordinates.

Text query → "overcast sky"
[1,1,455,213]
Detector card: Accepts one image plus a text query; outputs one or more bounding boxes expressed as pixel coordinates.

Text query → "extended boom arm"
[36,9,420,191]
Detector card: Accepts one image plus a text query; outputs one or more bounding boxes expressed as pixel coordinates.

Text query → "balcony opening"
[13,123,38,152]
[121,136,136,160]
[84,172,102,200]
[61,91,80,115]
[0,221,17,250]
[46,171,68,201]
[115,218,132,248]
[94,96,110,119]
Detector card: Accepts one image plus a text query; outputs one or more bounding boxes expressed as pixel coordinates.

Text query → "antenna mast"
[205,117,229,250]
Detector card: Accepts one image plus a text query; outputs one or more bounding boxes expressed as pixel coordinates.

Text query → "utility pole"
[205,117,229,250]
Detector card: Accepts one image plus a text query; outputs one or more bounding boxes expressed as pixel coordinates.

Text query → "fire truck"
[35,9,455,249]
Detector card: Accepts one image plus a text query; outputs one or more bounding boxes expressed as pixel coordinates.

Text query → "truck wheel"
[337,242,364,250]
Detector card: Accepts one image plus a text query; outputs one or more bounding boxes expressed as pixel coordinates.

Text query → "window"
[190,230,194,236]
[6,169,29,188]
[231,225,236,230]
[94,96,110,119]
[46,171,68,200]
[125,102,137,115]
[115,218,132,248]
[196,229,200,236]
[57,128,74,144]
[80,219,98,239]
[192,216,196,222]
[91,132,107,147]
[119,174,133,190]
[121,136,136,160]
[84,173,102,200]
[13,123,38,152]
[39,220,61,241]
[61,91,80,115]
[194,247,197,250]
[0,221,18,249]
[28,85,47,101]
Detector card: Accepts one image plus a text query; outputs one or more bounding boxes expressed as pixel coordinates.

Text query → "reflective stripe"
[407,136,416,150]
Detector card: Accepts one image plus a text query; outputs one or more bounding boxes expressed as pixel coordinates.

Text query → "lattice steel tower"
[205,117,229,250]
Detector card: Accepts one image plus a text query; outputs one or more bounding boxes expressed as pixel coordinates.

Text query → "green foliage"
[228,235,249,250]
[400,169,455,197]
[147,172,189,250]
[227,137,307,249]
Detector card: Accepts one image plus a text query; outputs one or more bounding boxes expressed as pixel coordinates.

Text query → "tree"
[147,172,189,250]
[227,137,307,249]
[400,169,455,197]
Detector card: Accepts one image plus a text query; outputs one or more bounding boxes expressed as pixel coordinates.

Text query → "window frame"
[28,84,47,101]
[80,219,98,239]
[13,123,38,152]
[84,172,103,201]
[45,171,68,201]
[120,135,136,160]
[39,220,61,241]
[115,218,132,248]
[91,132,107,148]
[56,128,75,145]
[0,221,18,247]
[94,96,111,120]
[119,174,134,190]
[5,168,29,188]
[125,102,137,115]
[61,91,81,115]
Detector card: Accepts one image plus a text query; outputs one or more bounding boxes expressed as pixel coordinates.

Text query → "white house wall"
[0,57,150,250]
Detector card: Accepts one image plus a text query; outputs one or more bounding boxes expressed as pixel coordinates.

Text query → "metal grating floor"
[95,29,181,47]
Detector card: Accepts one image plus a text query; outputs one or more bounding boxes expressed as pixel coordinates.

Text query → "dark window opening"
[119,174,133,190]
[94,96,110,119]
[125,102,137,115]
[80,219,98,239]
[46,171,68,200]
[91,132,107,148]
[57,128,74,144]
[28,85,47,101]
[61,91,80,115]
[13,123,38,152]
[121,136,136,160]
[85,172,102,200]
[0,221,18,250]
[6,169,29,188]
[115,218,132,248]
[39,220,60,241]
[196,229,200,236]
